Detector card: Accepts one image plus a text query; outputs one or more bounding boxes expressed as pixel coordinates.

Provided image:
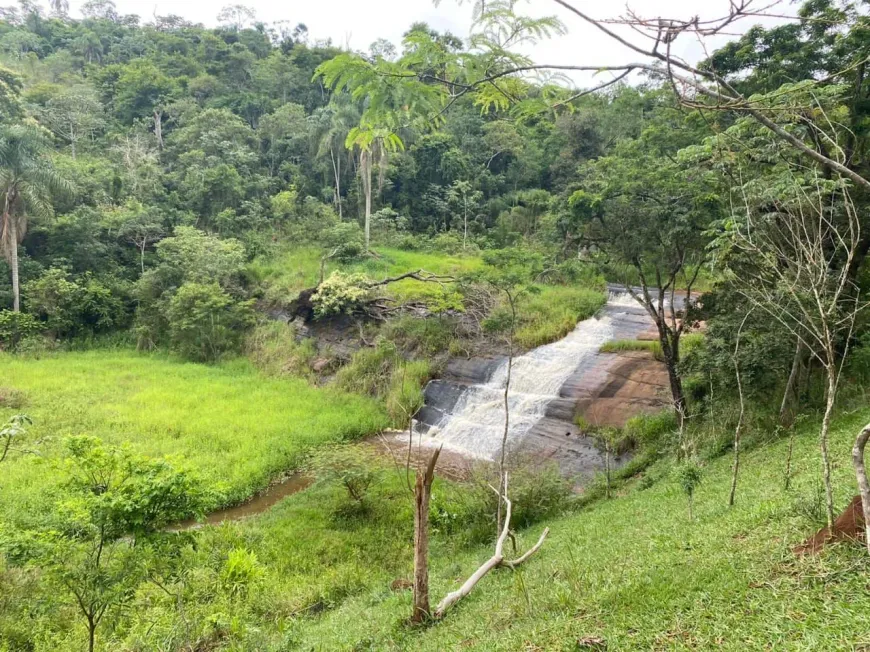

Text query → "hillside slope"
[285,407,870,651]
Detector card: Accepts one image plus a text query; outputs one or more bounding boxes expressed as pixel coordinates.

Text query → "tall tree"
[0,123,72,312]
[311,99,359,219]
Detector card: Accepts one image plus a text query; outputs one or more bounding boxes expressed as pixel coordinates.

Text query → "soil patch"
[0,387,27,410]
[364,430,478,481]
[794,494,866,555]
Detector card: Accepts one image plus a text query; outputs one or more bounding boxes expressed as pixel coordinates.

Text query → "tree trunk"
[463,195,468,250]
[780,338,805,426]
[852,423,870,555]
[140,240,146,274]
[153,109,163,149]
[361,149,371,252]
[659,330,687,454]
[729,311,750,507]
[9,215,19,313]
[336,152,342,220]
[412,447,441,623]
[87,614,96,652]
[728,366,744,507]
[784,426,796,490]
[820,367,838,528]
[497,292,516,534]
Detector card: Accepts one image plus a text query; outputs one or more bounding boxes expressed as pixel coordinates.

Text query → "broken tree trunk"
[433,475,549,619]
[412,446,441,623]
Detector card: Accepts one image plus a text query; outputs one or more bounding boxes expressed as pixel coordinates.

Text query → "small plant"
[307,445,380,506]
[1,414,32,463]
[220,548,264,597]
[675,461,703,519]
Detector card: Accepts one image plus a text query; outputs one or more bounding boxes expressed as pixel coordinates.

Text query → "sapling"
[676,461,703,520]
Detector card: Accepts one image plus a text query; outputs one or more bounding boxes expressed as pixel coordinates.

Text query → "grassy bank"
[0,350,387,516]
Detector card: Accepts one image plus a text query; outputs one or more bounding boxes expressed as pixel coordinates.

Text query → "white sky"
[65,0,795,85]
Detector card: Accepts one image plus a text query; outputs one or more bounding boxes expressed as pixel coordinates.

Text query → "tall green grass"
[600,333,705,362]
[505,285,606,349]
[0,350,387,514]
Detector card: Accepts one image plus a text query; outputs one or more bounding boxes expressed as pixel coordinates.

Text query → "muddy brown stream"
[170,473,313,531]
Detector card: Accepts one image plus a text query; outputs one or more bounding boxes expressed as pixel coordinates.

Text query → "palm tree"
[346,125,403,253]
[0,123,72,312]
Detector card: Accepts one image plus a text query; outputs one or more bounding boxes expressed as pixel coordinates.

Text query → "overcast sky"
[65,0,794,85]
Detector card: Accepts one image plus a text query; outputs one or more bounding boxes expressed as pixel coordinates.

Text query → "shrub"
[311,271,371,318]
[452,461,573,543]
[322,222,365,262]
[0,310,41,349]
[166,282,255,362]
[385,359,431,427]
[336,340,433,427]
[220,548,263,597]
[24,269,126,338]
[623,410,677,450]
[335,341,397,397]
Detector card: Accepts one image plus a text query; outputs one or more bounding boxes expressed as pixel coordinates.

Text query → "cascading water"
[415,290,637,460]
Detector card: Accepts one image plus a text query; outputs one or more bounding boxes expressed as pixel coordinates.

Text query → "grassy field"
[0,350,387,517]
[4,350,870,650]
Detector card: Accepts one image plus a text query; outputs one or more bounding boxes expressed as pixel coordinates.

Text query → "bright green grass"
[249,246,482,306]
[0,350,387,515]
[600,338,663,358]
[515,286,606,349]
[600,333,705,362]
[258,406,870,650]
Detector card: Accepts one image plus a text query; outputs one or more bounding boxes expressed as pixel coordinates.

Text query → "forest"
[2,0,870,650]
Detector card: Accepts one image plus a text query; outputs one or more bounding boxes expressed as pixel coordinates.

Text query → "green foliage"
[623,410,678,450]
[0,414,31,463]
[135,227,249,357]
[335,340,432,427]
[322,222,365,262]
[165,282,255,363]
[0,309,41,349]
[60,434,206,537]
[600,338,663,360]
[220,548,263,597]
[381,315,454,355]
[24,268,127,338]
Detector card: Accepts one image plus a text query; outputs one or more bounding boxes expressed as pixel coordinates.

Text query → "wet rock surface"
[413,289,670,481]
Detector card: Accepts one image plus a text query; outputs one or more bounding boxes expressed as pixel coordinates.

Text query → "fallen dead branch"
[433,474,549,619]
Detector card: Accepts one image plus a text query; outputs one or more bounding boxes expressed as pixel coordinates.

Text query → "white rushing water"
[417,292,634,459]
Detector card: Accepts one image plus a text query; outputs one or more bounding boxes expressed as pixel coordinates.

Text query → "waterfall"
[415,291,636,460]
